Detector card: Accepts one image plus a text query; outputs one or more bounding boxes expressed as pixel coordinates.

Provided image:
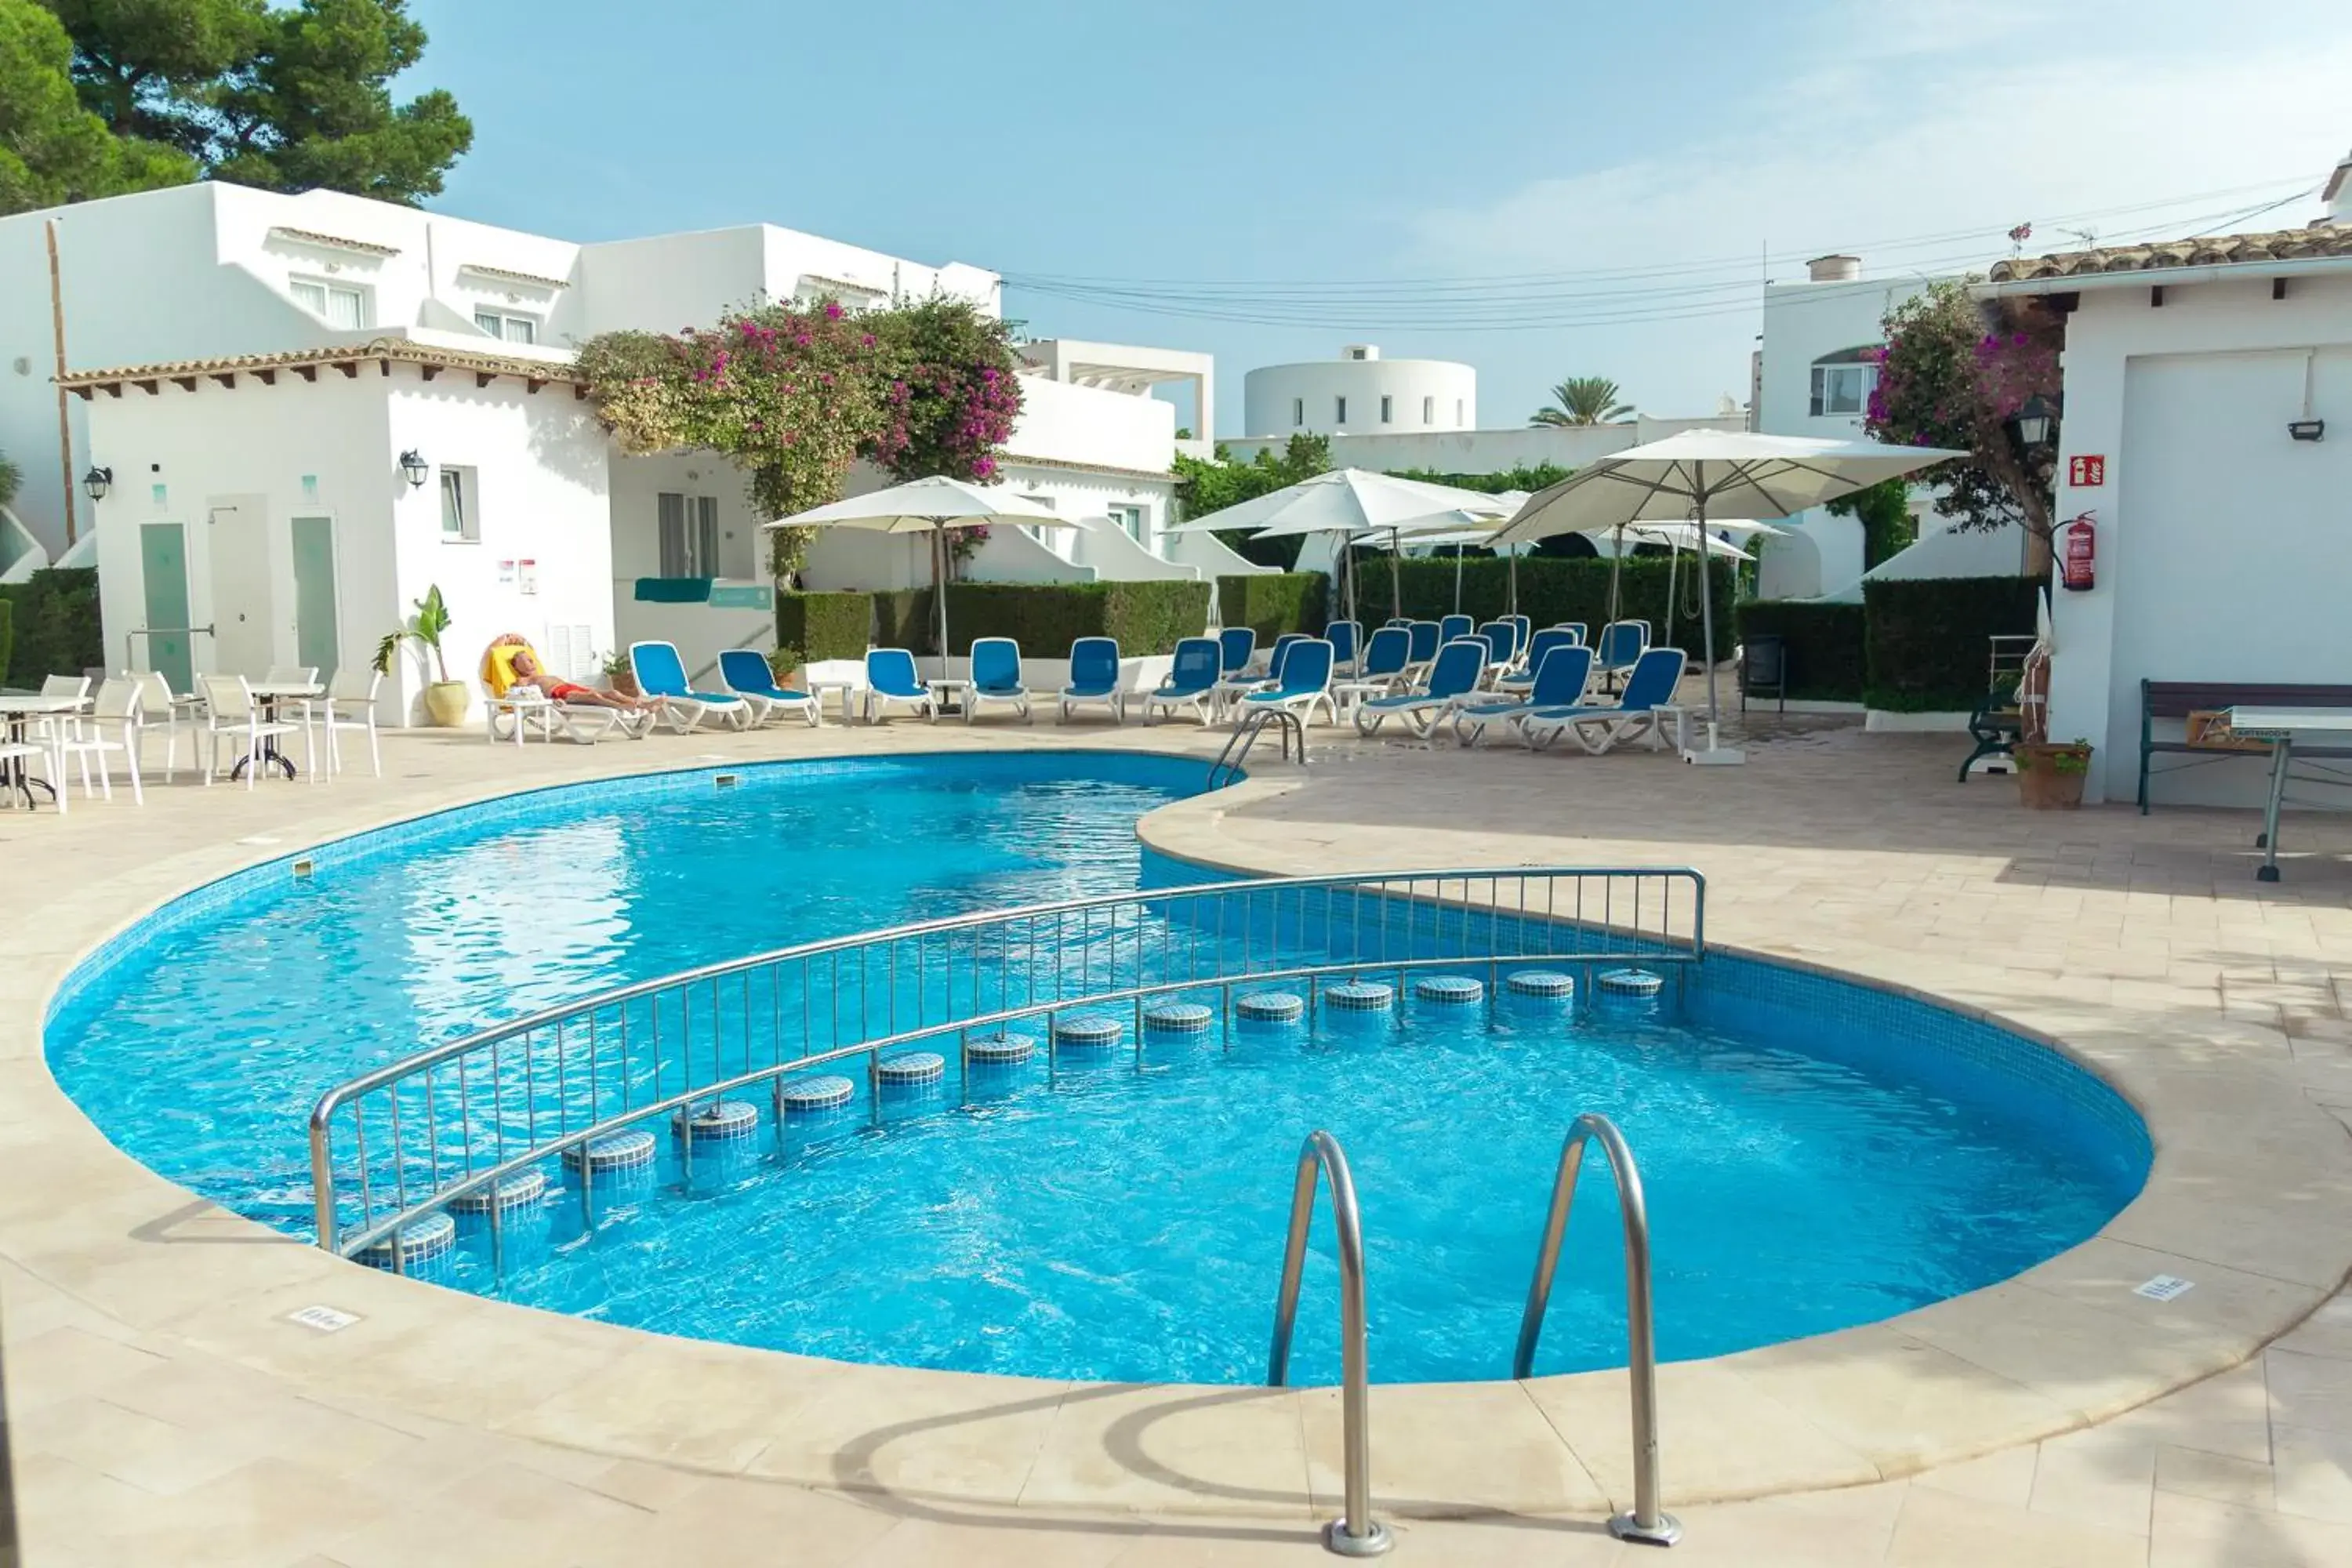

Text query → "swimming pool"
[45,752,2149,1386]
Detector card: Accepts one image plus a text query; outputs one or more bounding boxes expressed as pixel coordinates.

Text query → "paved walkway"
[4,711,2350,1565]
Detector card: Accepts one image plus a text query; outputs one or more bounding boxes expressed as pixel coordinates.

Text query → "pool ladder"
[1266,1116,1678,1555]
[1207,707,1307,790]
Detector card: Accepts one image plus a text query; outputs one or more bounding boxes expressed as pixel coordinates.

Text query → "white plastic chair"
[55,677,145,804]
[31,674,91,749]
[265,665,320,687]
[315,668,383,778]
[132,671,200,783]
[198,674,314,788]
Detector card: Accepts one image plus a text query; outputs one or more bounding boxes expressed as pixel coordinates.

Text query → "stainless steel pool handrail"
[1266,1131,1390,1558]
[308,865,1704,1258]
[1208,707,1306,789]
[1513,1113,1681,1548]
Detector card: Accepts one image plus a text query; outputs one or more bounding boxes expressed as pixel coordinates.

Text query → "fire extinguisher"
[2060,510,2096,593]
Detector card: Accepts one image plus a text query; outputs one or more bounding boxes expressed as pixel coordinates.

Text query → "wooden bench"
[2138,680,2352,813]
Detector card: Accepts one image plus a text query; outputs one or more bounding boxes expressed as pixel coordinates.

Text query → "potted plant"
[601,648,638,698]
[768,644,806,692]
[2015,737,2092,809]
[372,584,470,727]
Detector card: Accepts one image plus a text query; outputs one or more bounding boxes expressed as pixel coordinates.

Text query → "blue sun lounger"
[1332,625,1411,715]
[1451,644,1595,748]
[862,648,938,724]
[1494,627,1580,695]
[629,641,752,733]
[1145,637,1221,726]
[1353,637,1488,739]
[964,637,1033,724]
[1057,637,1124,724]
[717,648,818,728]
[1236,637,1336,725]
[1520,646,1687,754]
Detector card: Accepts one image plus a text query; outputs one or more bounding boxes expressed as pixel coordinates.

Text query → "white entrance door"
[207,494,275,677]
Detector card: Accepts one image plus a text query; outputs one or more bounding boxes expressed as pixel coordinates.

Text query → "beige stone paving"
[2,708,2351,1562]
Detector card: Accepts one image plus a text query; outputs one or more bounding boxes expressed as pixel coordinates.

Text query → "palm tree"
[1529,377,1633,426]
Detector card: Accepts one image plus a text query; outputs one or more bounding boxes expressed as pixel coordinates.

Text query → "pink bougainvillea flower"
[823,301,845,320]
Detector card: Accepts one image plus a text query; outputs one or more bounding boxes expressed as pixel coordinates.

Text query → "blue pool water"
[45,753,2149,1386]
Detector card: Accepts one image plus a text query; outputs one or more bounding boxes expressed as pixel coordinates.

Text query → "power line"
[1004,178,2319,332]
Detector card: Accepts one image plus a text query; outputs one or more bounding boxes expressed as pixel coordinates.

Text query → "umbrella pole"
[1697,485,1723,749]
[1508,548,1519,619]
[1663,534,1680,652]
[1453,544,1464,615]
[931,521,951,683]
[1607,524,1624,626]
[1388,528,1402,622]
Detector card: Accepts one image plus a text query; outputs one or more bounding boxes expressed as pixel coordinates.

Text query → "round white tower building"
[1242,345,1476,437]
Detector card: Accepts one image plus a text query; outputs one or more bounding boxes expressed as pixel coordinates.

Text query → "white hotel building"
[0,183,1250,722]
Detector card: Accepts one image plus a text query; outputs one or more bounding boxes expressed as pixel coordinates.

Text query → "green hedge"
[1862,576,2039,710]
[0,568,101,685]
[871,580,1214,658]
[1350,556,1736,661]
[1733,601,1867,701]
[0,598,12,684]
[775,590,873,661]
[1218,572,1328,642]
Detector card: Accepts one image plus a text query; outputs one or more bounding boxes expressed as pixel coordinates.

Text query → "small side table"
[487,693,556,746]
[804,679,861,727]
[926,678,969,720]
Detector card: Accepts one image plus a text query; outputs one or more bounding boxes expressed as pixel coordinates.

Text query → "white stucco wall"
[2039,269,2352,806]
[85,370,394,710]
[1243,349,1475,437]
[1753,268,1939,600]
[383,377,614,721]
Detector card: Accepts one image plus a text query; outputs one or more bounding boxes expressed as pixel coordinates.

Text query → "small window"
[291,277,367,329]
[1334,396,1348,424]
[1348,348,1368,361]
[1292,397,1304,428]
[1809,363,1878,416]
[473,309,538,344]
[1106,503,1146,542]
[1379,395,1392,424]
[657,492,720,575]
[1421,395,1435,423]
[439,466,478,543]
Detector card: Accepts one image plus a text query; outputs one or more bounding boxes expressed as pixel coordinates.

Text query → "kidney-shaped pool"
[45,752,2148,1386]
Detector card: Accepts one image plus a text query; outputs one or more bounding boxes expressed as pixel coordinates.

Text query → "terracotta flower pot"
[2016,742,2091,809]
[422,681,471,728]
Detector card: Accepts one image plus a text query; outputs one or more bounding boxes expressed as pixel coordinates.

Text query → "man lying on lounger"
[483,634,655,713]
[509,648,654,712]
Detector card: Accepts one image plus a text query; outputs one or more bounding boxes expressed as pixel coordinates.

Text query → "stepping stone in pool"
[1505,969,1577,1000]
[1051,1014,1123,1051]
[358,1210,456,1272]
[1414,975,1486,1006]
[1234,991,1305,1024]
[1326,980,1396,1013]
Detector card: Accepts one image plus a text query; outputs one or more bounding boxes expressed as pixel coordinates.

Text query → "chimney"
[1807,255,1862,283]
[2326,149,2352,225]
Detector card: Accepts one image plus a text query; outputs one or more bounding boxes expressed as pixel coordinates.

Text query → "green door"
[139,523,194,695]
[291,516,339,681]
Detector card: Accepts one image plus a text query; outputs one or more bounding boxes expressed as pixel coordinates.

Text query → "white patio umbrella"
[763,476,1073,673]
[1490,430,1965,763]
[1169,469,1514,624]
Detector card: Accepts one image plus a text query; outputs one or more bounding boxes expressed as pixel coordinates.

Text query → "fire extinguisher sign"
[2069,454,2107,487]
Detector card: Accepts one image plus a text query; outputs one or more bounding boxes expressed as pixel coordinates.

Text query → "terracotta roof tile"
[1988,222,2352,281]
[60,338,582,389]
[267,226,403,258]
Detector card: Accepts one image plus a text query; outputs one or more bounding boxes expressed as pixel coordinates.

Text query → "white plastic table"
[240,680,323,779]
[2224,706,2352,881]
[803,678,859,726]
[0,691,85,805]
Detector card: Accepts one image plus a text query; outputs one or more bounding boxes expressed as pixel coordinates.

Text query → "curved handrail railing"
[1513,1113,1681,1547]
[307,866,1704,1259]
[1266,1131,1390,1558]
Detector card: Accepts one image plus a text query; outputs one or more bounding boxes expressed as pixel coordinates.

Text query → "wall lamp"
[2288,419,2325,442]
[398,449,429,488]
[82,464,113,502]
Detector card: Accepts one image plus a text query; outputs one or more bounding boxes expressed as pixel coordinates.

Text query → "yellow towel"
[480,641,542,699]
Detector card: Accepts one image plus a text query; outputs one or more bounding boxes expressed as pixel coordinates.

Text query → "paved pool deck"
[4,706,2352,1565]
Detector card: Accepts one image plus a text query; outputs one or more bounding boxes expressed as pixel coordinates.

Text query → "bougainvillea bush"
[1864,278,2063,550]
[574,294,1023,580]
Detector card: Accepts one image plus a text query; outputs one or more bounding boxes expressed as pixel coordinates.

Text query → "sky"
[406,0,2352,436]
